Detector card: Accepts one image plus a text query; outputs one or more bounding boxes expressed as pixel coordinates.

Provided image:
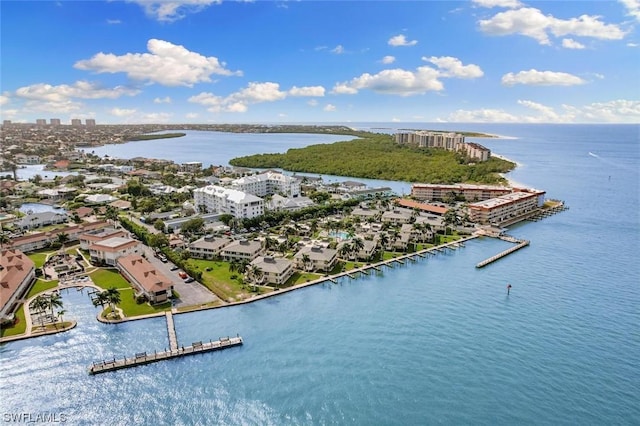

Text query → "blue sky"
[1,0,639,124]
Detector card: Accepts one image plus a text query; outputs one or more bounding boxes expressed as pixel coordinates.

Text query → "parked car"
[170,265,179,271]
[185,277,195,283]
[178,271,188,279]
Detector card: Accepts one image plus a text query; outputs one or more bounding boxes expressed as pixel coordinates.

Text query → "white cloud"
[128,0,221,22]
[388,34,418,47]
[627,42,639,47]
[185,112,199,119]
[189,81,290,113]
[75,39,241,87]
[502,69,586,86]
[441,99,640,123]
[288,86,325,97]
[110,108,137,117]
[620,0,640,22]
[106,19,122,24]
[154,96,172,103]
[139,112,172,123]
[332,67,443,96]
[324,104,336,112]
[562,38,586,49]
[0,95,9,106]
[333,56,482,96]
[478,7,626,45]
[14,81,139,102]
[423,56,484,78]
[472,0,522,8]
[307,99,318,107]
[331,45,345,54]
[381,56,396,64]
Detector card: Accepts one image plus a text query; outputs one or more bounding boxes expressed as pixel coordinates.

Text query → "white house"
[194,185,264,219]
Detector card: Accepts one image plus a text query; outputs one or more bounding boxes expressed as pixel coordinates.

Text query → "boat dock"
[166,312,178,351]
[89,336,243,375]
[476,239,530,268]
[89,310,242,374]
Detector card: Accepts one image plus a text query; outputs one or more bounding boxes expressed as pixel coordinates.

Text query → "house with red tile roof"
[0,249,36,324]
[117,254,173,304]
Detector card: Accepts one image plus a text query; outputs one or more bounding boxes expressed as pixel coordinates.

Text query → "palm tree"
[338,243,351,259]
[351,237,365,260]
[47,292,64,317]
[301,253,311,272]
[57,309,67,325]
[31,295,49,328]
[91,291,108,309]
[56,232,69,251]
[105,287,121,316]
[0,231,10,249]
[378,233,390,251]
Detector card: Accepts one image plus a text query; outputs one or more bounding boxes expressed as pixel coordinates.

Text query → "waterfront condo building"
[0,249,36,324]
[248,256,295,286]
[411,183,511,202]
[193,185,264,219]
[117,254,173,304]
[88,237,141,266]
[467,189,546,225]
[394,131,490,162]
[231,171,301,198]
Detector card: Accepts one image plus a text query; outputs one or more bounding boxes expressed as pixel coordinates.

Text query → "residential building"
[71,119,82,127]
[117,254,173,304]
[411,183,511,202]
[79,228,128,250]
[266,194,314,212]
[221,239,264,262]
[194,185,264,219]
[231,171,300,198]
[9,221,111,253]
[188,235,232,259]
[15,211,68,230]
[395,198,449,216]
[340,187,394,200]
[294,245,338,273]
[50,118,61,126]
[85,119,96,127]
[395,131,465,150]
[381,210,412,225]
[248,256,294,285]
[88,237,141,266]
[460,142,491,162]
[0,249,36,324]
[36,119,47,126]
[468,189,546,225]
[181,162,202,173]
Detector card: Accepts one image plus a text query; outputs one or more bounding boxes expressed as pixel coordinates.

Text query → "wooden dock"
[166,312,178,351]
[88,336,243,375]
[476,239,530,268]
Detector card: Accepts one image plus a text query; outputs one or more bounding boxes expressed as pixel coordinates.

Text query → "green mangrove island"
[124,132,186,141]
[229,132,515,184]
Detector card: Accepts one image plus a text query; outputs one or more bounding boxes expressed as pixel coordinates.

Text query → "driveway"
[139,245,220,308]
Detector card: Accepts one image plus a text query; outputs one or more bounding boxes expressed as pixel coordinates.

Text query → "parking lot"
[141,246,220,308]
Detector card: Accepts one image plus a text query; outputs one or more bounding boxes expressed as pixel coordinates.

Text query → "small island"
[230,131,515,185]
[124,132,186,142]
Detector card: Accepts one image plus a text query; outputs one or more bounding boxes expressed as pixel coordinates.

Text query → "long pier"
[89,336,243,375]
[166,312,178,351]
[476,239,530,268]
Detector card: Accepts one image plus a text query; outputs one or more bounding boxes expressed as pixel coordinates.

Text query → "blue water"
[1,124,639,425]
[85,131,357,168]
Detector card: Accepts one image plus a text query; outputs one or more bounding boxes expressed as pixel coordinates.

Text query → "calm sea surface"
[1,124,639,425]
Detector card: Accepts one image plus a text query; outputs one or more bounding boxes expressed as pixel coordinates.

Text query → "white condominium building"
[395,131,465,150]
[194,185,264,219]
[467,189,546,225]
[231,171,301,198]
[411,183,511,202]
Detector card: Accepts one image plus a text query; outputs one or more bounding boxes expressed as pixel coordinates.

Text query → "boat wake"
[588,152,599,158]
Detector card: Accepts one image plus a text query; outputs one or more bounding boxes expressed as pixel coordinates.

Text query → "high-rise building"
[2,120,11,126]
[71,119,82,126]
[36,119,47,126]
[85,119,96,127]
[50,118,61,126]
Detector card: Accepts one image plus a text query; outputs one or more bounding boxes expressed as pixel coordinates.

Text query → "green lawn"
[0,306,27,338]
[285,271,323,286]
[89,268,132,289]
[27,250,52,268]
[27,279,59,298]
[111,288,171,317]
[186,259,253,302]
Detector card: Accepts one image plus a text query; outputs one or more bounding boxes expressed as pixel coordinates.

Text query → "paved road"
[139,245,220,308]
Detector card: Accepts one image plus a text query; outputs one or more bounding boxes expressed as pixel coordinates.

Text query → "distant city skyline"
[1,0,639,124]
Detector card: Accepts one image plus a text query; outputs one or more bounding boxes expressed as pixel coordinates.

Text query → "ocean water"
[1,124,639,425]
